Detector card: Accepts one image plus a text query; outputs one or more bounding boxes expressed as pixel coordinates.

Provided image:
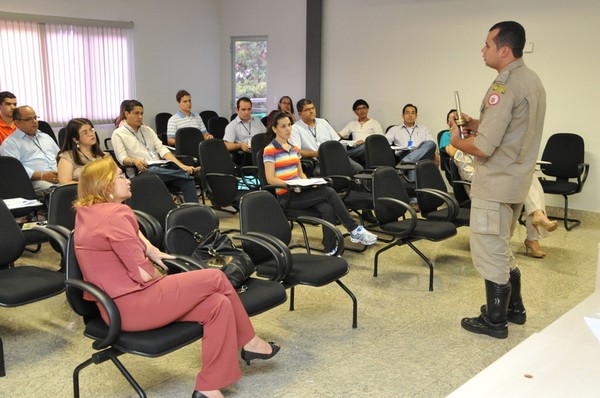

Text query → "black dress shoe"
[241,342,280,365]
[192,391,208,398]
[461,315,508,339]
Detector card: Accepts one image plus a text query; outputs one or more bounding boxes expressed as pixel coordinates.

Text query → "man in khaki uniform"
[449,21,546,339]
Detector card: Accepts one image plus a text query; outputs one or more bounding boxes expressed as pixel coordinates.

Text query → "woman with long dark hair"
[57,118,106,184]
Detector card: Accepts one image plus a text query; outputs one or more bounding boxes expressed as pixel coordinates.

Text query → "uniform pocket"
[471,198,500,235]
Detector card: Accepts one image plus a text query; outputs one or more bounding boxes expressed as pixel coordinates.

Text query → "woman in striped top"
[263,112,377,255]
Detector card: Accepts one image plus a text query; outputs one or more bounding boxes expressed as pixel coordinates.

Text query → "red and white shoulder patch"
[487,93,501,106]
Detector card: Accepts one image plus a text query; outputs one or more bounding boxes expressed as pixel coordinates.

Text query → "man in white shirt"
[223,97,266,166]
[337,99,384,166]
[166,90,213,146]
[112,100,199,203]
[0,105,59,195]
[291,98,363,176]
[385,103,437,181]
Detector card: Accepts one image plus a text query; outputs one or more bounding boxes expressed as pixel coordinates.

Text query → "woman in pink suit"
[73,156,279,398]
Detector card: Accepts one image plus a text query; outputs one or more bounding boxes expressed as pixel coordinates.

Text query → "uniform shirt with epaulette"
[471,58,546,203]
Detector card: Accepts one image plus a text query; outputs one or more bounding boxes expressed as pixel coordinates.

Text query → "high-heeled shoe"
[532,211,558,232]
[241,342,280,365]
[524,239,546,258]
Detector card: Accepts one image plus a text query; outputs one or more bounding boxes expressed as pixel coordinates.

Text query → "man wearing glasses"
[0,105,60,195]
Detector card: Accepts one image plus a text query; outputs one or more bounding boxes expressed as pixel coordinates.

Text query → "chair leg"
[335,280,358,329]
[0,335,5,377]
[373,240,400,276]
[289,286,295,311]
[547,195,581,231]
[406,241,435,292]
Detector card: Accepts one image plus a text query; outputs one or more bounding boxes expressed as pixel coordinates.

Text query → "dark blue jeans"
[147,165,198,203]
[279,186,358,251]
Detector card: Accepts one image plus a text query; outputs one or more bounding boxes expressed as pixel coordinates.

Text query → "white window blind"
[0,15,134,125]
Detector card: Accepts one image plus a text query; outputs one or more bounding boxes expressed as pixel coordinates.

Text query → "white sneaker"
[325,246,338,256]
[350,226,378,245]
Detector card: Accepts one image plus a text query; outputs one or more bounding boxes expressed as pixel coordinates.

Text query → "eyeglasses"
[17,116,38,122]
[355,106,368,111]
[79,128,96,136]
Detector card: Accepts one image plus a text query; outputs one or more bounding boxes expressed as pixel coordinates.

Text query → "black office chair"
[372,167,457,291]
[58,127,67,149]
[198,139,257,213]
[239,190,358,328]
[0,156,48,252]
[47,184,78,231]
[126,174,179,248]
[64,232,203,397]
[199,110,218,129]
[538,133,589,231]
[208,116,229,140]
[163,203,288,317]
[174,127,203,167]
[447,159,471,208]
[364,134,416,196]
[37,120,58,144]
[154,112,172,145]
[0,200,66,376]
[437,130,453,184]
[415,160,469,227]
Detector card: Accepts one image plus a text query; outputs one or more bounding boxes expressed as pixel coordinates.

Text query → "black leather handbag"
[186,228,255,289]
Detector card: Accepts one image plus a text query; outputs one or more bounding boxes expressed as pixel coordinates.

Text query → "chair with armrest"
[447,159,471,208]
[239,190,358,328]
[0,199,67,376]
[198,139,257,213]
[175,127,204,167]
[163,203,287,317]
[372,167,457,291]
[199,110,218,129]
[37,120,58,145]
[207,117,229,140]
[64,231,203,397]
[437,130,453,184]
[365,134,416,195]
[0,156,48,252]
[154,112,172,145]
[415,159,470,227]
[538,133,589,231]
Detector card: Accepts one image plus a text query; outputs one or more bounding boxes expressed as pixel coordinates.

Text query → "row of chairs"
[155,111,229,143]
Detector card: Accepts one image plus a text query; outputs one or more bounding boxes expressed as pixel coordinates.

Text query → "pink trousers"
[110,268,255,391]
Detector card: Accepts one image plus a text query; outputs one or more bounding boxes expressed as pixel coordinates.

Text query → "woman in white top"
[57,118,106,184]
[337,99,383,166]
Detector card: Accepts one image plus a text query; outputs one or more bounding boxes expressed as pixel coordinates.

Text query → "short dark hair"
[403,103,417,114]
[296,98,313,113]
[352,99,369,111]
[489,21,526,58]
[176,90,191,103]
[0,91,16,105]
[12,106,31,121]
[446,109,457,123]
[236,97,252,109]
[123,99,143,113]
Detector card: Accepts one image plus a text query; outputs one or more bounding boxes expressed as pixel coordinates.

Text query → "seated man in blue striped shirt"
[166,90,213,146]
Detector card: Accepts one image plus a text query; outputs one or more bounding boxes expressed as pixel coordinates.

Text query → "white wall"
[321,0,598,212]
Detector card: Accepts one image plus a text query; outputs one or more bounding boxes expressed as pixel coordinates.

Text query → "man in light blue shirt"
[224,97,266,165]
[0,106,59,194]
[166,90,213,145]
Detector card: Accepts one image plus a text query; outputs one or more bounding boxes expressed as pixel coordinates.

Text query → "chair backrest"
[0,199,26,267]
[415,159,448,215]
[372,166,411,225]
[58,127,67,149]
[448,160,471,206]
[37,120,58,144]
[0,156,40,218]
[199,110,218,128]
[239,190,292,261]
[126,174,176,230]
[251,133,267,167]
[65,232,100,318]
[208,117,229,139]
[164,203,219,255]
[260,116,268,127]
[198,139,240,207]
[540,133,585,179]
[319,140,354,179]
[365,134,396,169]
[230,113,237,121]
[437,130,452,183]
[154,112,172,135]
[47,184,78,230]
[175,127,204,159]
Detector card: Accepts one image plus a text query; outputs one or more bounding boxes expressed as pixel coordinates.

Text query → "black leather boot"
[462,279,510,339]
[480,267,526,324]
